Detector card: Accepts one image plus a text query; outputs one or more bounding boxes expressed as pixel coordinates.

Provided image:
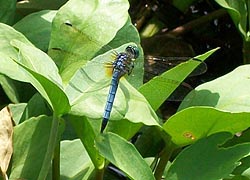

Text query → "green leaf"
[139,48,219,111]
[0,23,32,57]
[0,23,70,115]
[19,93,51,122]
[49,0,130,83]
[8,103,26,125]
[0,0,16,24]
[8,93,50,125]
[65,44,159,131]
[11,40,70,115]
[13,10,57,51]
[10,40,63,87]
[163,107,250,147]
[166,132,250,180]
[215,0,249,40]
[104,17,143,88]
[179,64,250,112]
[67,115,105,169]
[223,129,250,178]
[10,115,57,179]
[95,132,155,180]
[60,139,95,180]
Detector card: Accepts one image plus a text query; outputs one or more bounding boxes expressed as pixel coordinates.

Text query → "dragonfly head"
[125,45,139,59]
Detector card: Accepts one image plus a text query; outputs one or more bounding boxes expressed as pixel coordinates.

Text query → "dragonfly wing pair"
[49,21,207,133]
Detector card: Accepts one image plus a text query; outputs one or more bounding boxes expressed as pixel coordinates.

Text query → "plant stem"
[154,144,175,180]
[95,168,105,180]
[52,140,60,180]
[38,113,60,180]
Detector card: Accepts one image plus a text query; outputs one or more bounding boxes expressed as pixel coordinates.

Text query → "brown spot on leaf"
[183,132,195,140]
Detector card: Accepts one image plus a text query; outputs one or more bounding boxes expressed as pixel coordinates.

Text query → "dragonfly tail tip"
[100,118,108,133]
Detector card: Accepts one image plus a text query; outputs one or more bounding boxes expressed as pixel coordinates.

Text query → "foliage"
[0,0,249,180]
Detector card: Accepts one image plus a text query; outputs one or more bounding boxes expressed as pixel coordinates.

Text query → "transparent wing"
[144,55,207,79]
[49,21,207,103]
[144,55,207,101]
[50,47,206,102]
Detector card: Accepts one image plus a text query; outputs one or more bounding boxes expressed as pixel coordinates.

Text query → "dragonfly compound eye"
[125,45,139,59]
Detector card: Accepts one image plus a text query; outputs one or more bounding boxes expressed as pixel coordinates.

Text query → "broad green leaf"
[8,99,47,126]
[0,0,16,24]
[67,115,105,169]
[49,0,130,83]
[11,40,70,115]
[95,132,155,180]
[223,129,250,178]
[163,107,250,147]
[104,17,143,88]
[13,10,57,51]
[65,44,159,131]
[10,40,63,87]
[8,103,26,125]
[17,93,51,123]
[215,0,249,40]
[60,139,95,180]
[10,115,56,179]
[139,48,219,111]
[0,23,70,115]
[105,119,143,140]
[0,23,32,58]
[11,62,69,116]
[166,132,250,180]
[233,156,250,179]
[179,64,250,112]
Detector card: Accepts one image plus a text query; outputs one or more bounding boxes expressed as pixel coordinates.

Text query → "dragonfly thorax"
[113,52,134,78]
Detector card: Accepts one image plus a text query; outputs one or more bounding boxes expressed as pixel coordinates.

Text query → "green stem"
[95,168,105,180]
[52,140,61,180]
[154,144,175,180]
[38,113,60,180]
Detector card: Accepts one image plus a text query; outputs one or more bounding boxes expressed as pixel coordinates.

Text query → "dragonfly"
[49,21,207,133]
[101,45,139,132]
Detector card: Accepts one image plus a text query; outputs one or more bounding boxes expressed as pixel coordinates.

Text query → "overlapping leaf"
[49,0,131,83]
[0,23,70,115]
[179,64,250,112]
[139,48,219,111]
[65,44,159,129]
[166,132,250,180]
[96,133,155,180]
[164,107,250,147]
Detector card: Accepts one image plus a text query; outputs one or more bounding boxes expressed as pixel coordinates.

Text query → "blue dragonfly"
[49,21,207,133]
[100,45,139,132]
